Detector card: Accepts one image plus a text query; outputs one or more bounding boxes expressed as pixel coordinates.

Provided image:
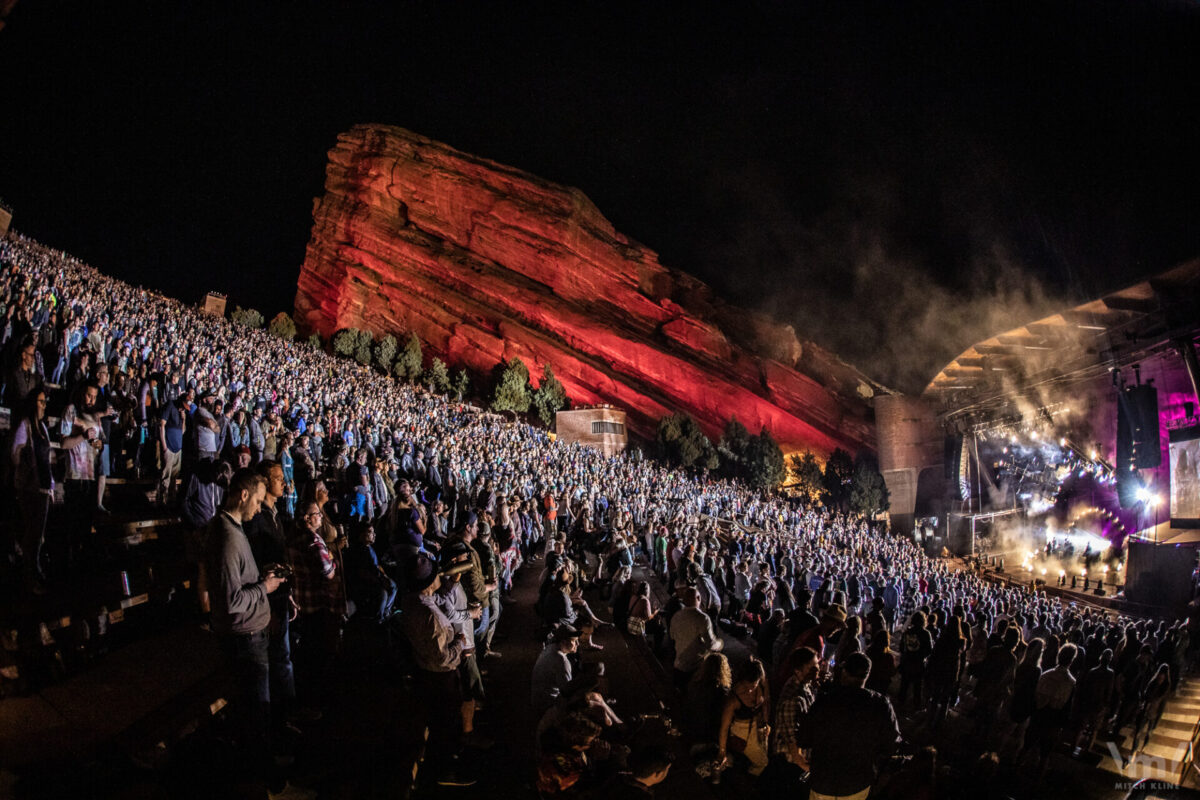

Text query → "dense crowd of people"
[3,230,1199,798]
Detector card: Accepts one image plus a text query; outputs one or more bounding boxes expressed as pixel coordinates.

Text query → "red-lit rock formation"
[295,125,885,456]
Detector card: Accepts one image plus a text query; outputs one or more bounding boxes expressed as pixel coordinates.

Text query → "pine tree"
[655,412,718,470]
[374,334,398,373]
[717,417,753,480]
[427,357,451,394]
[353,329,373,366]
[396,333,423,383]
[491,357,531,419]
[850,452,891,518]
[452,369,471,402]
[307,332,323,350]
[531,364,569,427]
[789,450,825,501]
[822,448,855,510]
[745,428,786,490]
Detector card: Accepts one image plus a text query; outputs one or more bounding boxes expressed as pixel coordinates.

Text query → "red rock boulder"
[295,125,884,456]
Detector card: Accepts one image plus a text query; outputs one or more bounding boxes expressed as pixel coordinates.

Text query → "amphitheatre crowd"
[3,230,1200,798]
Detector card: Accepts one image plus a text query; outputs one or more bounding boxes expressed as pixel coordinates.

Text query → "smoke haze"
[701,159,1065,394]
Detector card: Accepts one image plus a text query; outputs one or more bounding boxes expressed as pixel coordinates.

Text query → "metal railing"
[1180,714,1200,788]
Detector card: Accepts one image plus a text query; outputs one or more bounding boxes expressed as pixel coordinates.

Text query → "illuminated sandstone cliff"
[294,124,884,455]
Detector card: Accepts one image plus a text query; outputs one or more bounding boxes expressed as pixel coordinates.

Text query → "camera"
[263,562,294,580]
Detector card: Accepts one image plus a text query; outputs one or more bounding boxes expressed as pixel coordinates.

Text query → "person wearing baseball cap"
[532,624,580,716]
[774,604,847,695]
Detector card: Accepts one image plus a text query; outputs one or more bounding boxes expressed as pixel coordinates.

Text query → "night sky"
[1,2,1197,393]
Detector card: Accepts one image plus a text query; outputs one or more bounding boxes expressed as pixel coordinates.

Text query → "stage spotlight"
[1136,487,1151,503]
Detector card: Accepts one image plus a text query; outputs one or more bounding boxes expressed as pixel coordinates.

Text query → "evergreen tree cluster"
[487,359,570,425]
[321,327,572,429]
[787,447,890,515]
[655,412,719,471]
[651,413,892,501]
[230,305,265,329]
[717,418,786,490]
[654,413,783,488]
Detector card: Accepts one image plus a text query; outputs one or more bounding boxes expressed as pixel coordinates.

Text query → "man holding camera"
[207,469,287,786]
[246,461,301,737]
[401,552,476,787]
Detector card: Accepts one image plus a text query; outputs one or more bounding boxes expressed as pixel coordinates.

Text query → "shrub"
[267,312,297,340]
[231,306,265,329]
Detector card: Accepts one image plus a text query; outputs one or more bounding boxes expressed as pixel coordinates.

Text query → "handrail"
[1180,714,1200,788]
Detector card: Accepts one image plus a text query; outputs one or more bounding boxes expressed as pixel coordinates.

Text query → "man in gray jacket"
[207,468,286,785]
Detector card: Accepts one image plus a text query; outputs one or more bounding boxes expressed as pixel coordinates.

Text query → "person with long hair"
[1075,648,1115,754]
[866,629,897,694]
[299,477,343,550]
[686,651,732,746]
[1008,637,1045,750]
[770,646,819,790]
[536,711,603,796]
[10,389,53,593]
[287,501,348,712]
[717,657,772,778]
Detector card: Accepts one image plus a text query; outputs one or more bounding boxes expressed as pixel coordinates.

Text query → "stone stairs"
[1097,675,1200,787]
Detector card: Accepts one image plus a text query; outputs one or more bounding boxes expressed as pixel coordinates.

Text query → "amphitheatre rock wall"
[294,124,885,455]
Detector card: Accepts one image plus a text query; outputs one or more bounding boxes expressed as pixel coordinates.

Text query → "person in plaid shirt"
[288,501,347,710]
[767,645,819,791]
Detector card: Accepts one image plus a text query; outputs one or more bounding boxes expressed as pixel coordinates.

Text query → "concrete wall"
[202,293,227,317]
[876,394,945,531]
[556,406,628,457]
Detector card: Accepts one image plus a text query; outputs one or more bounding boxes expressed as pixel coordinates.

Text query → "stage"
[949,552,1183,619]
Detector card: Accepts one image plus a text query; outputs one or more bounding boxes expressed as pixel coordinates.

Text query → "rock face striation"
[295,125,885,456]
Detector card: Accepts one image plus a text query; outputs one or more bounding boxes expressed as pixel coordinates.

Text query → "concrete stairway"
[1097,674,1200,787]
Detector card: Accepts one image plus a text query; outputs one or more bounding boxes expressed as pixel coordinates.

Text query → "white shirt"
[670,606,720,672]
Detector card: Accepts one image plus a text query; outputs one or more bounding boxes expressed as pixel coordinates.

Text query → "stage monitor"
[1170,425,1200,527]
